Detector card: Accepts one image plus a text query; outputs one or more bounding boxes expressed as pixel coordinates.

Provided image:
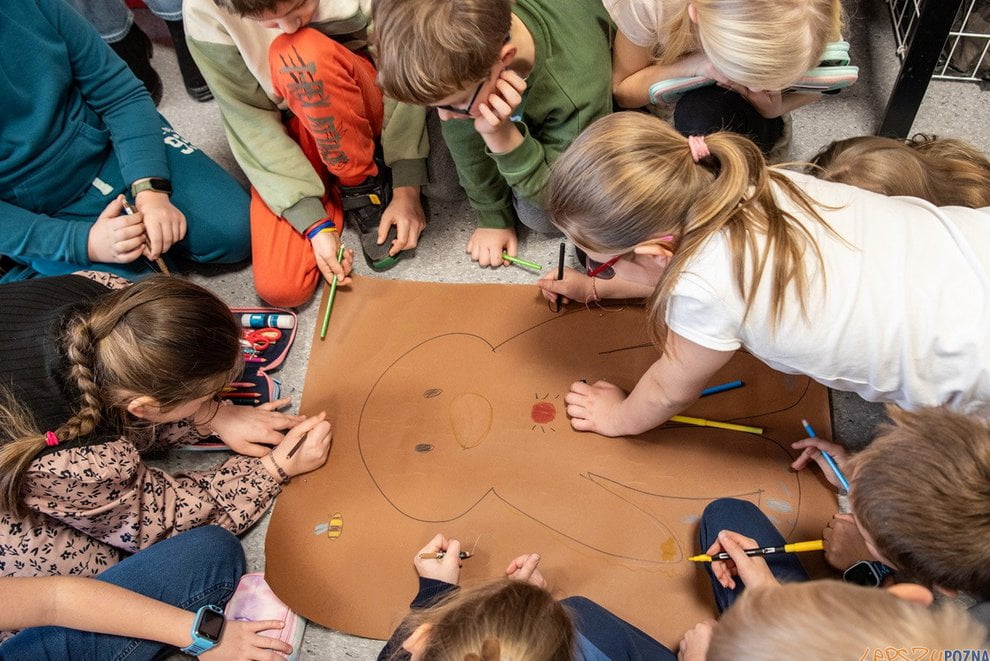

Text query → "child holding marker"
[793,405,990,630]
[538,112,990,437]
[0,273,332,635]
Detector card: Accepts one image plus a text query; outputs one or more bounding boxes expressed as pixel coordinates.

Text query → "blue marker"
[801,418,850,492]
[700,380,744,397]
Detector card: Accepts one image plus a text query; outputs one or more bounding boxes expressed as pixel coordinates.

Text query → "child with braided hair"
[0,272,332,641]
[539,112,990,437]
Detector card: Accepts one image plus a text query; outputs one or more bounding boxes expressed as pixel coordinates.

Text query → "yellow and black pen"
[689,539,823,563]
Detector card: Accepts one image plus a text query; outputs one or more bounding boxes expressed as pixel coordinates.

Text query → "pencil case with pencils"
[180,307,297,451]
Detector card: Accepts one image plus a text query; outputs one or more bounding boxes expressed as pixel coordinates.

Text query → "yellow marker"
[689,539,824,562]
[670,415,763,435]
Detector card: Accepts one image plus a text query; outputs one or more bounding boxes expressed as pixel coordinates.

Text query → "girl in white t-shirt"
[539,112,990,437]
[606,0,842,154]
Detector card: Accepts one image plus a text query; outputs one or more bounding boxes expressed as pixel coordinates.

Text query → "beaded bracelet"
[305,219,337,240]
[268,452,290,484]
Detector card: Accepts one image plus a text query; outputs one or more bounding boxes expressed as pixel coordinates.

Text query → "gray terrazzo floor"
[129,0,990,656]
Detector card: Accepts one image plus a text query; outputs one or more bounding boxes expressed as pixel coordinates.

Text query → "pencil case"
[785,65,859,94]
[225,573,306,661]
[180,306,298,451]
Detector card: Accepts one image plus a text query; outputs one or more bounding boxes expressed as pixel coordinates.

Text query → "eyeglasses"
[585,253,624,280]
[435,80,485,116]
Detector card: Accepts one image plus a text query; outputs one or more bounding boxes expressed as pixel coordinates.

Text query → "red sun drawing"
[531,394,558,431]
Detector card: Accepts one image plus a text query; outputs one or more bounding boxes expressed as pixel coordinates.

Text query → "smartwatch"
[843,560,895,587]
[181,604,226,656]
[131,177,173,198]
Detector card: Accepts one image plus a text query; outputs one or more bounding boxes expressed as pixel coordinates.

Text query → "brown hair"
[811,135,990,208]
[656,0,842,90]
[548,112,835,353]
[372,0,512,105]
[0,276,241,516]
[391,580,573,660]
[850,405,990,599]
[708,581,988,659]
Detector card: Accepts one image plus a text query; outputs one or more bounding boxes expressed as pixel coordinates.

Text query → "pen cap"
[240,313,295,329]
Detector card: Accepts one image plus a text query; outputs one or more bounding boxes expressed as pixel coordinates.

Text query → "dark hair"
[0,276,241,515]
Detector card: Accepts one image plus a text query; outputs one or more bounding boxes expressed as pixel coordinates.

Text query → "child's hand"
[677,620,717,661]
[466,228,518,268]
[206,398,306,457]
[705,530,779,591]
[474,69,528,152]
[505,553,546,588]
[823,513,878,571]
[379,186,426,257]
[309,230,353,285]
[537,267,593,306]
[413,534,462,585]
[267,412,332,478]
[791,436,851,490]
[87,195,147,264]
[564,379,629,436]
[200,619,291,661]
[685,52,730,85]
[135,191,186,260]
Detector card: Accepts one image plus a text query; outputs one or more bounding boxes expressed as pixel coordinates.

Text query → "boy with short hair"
[372,0,613,268]
[793,405,990,628]
[184,0,430,306]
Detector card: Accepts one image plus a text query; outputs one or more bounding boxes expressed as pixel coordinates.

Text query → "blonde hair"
[811,135,990,208]
[548,112,832,353]
[0,276,241,516]
[372,0,512,105]
[708,581,988,660]
[655,0,842,91]
[391,580,573,660]
[851,406,990,599]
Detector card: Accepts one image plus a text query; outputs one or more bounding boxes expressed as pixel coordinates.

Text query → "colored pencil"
[229,382,257,389]
[418,551,473,560]
[801,419,850,491]
[501,253,542,270]
[121,198,170,275]
[222,392,262,398]
[689,539,824,562]
[700,380,744,397]
[320,244,346,340]
[670,415,763,435]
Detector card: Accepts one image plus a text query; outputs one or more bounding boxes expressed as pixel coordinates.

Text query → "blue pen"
[700,380,744,397]
[801,418,850,492]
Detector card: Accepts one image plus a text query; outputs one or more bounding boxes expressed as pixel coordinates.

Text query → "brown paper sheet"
[266,276,837,647]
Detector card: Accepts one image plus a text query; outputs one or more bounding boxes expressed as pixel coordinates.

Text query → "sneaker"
[165,19,213,102]
[339,159,401,271]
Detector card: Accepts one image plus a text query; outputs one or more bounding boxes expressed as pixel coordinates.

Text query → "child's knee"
[269,27,352,72]
[253,271,318,308]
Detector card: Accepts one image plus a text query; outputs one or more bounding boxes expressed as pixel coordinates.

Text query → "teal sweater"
[0,0,167,265]
[440,0,614,230]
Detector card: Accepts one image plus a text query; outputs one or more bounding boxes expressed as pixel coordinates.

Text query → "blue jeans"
[698,498,810,613]
[64,0,183,42]
[0,526,245,661]
[564,596,676,660]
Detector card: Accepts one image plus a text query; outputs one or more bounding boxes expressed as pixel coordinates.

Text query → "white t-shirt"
[667,170,990,415]
[603,0,670,48]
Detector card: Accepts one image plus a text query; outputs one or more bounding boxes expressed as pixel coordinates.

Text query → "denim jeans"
[64,0,183,42]
[0,526,245,661]
[698,498,810,613]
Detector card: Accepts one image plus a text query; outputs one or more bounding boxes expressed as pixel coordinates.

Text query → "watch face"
[843,561,881,587]
[198,608,226,642]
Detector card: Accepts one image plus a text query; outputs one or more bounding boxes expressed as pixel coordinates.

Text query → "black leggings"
[673,85,784,155]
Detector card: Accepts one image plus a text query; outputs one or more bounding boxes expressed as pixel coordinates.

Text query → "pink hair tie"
[44,431,59,447]
[687,135,710,163]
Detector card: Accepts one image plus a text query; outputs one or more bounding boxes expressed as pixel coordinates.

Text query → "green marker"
[501,253,542,270]
[320,244,346,340]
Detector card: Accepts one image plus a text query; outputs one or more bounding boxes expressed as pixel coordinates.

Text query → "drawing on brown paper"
[265,276,837,647]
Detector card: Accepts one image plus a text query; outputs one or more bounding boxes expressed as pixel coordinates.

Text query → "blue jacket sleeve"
[0,199,92,266]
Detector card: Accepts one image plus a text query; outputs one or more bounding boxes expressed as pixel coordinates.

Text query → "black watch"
[843,560,895,587]
[131,177,173,198]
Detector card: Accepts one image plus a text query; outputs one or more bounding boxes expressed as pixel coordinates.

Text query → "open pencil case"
[180,306,297,451]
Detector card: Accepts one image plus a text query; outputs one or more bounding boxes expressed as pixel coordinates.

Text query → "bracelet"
[268,452,290,484]
[591,277,600,302]
[305,219,337,240]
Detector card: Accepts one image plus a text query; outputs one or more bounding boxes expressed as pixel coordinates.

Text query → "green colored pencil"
[501,253,542,270]
[320,244,346,340]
